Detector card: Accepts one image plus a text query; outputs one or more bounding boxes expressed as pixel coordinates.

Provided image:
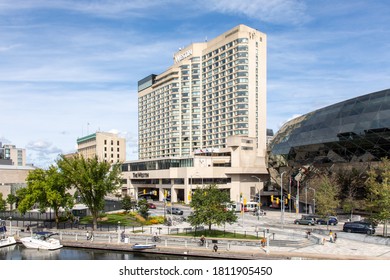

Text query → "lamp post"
[296,180,300,217]
[288,176,292,213]
[309,187,316,214]
[305,184,308,214]
[280,171,287,228]
[9,217,12,235]
[117,221,121,243]
[251,175,261,220]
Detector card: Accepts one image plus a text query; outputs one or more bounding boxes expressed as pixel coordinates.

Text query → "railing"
[16,230,262,251]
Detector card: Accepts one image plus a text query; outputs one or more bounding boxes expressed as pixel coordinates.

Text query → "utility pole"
[252,175,261,220]
[280,171,286,228]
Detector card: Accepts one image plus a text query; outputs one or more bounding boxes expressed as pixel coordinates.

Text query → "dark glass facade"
[269,89,390,167]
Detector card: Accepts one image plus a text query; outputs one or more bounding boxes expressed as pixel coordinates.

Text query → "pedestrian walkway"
[10,208,390,260]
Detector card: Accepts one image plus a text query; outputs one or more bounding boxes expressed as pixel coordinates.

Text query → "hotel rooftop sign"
[174,49,192,63]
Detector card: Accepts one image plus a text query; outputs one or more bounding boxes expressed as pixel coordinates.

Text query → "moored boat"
[0,220,16,248]
[20,231,63,250]
[131,243,157,250]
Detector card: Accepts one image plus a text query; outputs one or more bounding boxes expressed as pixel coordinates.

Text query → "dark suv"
[343,221,375,234]
[316,216,338,226]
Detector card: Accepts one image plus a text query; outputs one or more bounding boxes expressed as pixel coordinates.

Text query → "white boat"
[0,220,16,248]
[20,231,63,250]
[131,244,157,250]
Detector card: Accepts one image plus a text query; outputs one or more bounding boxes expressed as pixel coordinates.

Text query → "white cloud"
[0,137,12,145]
[204,0,309,25]
[26,140,62,154]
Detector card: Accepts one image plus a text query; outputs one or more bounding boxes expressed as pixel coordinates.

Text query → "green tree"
[137,199,149,219]
[57,155,122,230]
[122,195,137,213]
[0,193,6,211]
[365,158,390,237]
[187,184,237,231]
[6,194,17,211]
[315,175,340,219]
[17,166,74,228]
[334,167,368,219]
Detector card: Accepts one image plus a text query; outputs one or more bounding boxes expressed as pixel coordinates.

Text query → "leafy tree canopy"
[187,184,237,231]
[17,165,73,227]
[315,175,340,218]
[365,157,390,236]
[57,155,122,230]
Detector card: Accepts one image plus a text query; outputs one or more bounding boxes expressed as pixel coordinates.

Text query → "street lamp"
[296,180,300,217]
[9,217,12,235]
[280,171,287,228]
[251,176,261,220]
[117,221,121,243]
[305,184,308,214]
[309,187,316,214]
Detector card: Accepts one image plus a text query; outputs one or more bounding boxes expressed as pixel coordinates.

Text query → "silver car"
[166,207,183,215]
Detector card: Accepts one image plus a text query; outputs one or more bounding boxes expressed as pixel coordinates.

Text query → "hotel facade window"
[138,24,267,160]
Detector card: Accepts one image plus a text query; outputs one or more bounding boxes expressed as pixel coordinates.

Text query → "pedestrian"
[153,232,159,242]
[200,235,205,246]
[213,244,218,252]
[90,231,94,242]
[334,232,337,243]
[86,231,90,240]
[121,231,125,242]
[329,230,333,243]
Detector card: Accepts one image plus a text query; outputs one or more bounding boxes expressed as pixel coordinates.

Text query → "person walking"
[199,235,205,246]
[153,232,160,242]
[333,232,337,243]
[329,230,333,243]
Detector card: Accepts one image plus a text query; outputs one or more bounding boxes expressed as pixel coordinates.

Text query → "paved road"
[9,203,390,260]
[149,204,390,259]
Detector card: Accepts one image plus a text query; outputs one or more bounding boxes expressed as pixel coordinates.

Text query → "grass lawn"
[79,212,164,227]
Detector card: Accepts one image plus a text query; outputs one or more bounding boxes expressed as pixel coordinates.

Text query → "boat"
[20,231,63,250]
[0,220,16,248]
[131,243,157,250]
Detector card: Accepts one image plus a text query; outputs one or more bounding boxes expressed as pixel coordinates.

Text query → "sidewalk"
[11,209,390,260]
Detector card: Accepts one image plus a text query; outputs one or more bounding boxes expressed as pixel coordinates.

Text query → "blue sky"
[0,0,389,168]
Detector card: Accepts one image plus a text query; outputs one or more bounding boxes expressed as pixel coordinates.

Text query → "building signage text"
[174,49,193,63]
[133,172,149,178]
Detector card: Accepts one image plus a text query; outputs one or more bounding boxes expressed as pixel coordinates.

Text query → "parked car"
[148,203,156,209]
[343,221,375,234]
[360,218,378,227]
[166,207,183,215]
[294,217,316,225]
[316,216,338,225]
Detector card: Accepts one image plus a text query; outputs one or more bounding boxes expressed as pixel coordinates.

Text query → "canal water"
[0,244,210,260]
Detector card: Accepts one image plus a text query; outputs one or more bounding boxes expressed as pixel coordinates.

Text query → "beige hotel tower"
[122,24,273,204]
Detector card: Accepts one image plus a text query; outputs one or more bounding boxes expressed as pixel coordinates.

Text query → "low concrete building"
[0,164,36,209]
[77,132,126,163]
[0,142,26,166]
[121,136,273,204]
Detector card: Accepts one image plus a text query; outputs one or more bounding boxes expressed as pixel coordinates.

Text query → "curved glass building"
[269,89,390,167]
